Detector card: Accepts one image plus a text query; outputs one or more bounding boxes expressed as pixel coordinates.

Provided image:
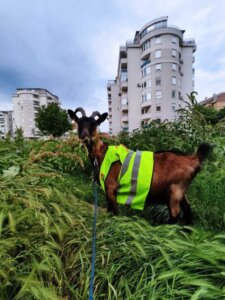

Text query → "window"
[142,66,151,77]
[146,79,151,88]
[155,63,161,71]
[172,63,177,71]
[121,72,128,82]
[142,92,151,102]
[156,105,161,112]
[172,49,177,57]
[155,50,162,58]
[155,36,161,44]
[172,90,176,98]
[33,100,40,106]
[172,105,176,112]
[172,36,177,44]
[155,91,162,99]
[155,77,161,86]
[146,92,151,100]
[172,77,177,85]
[122,98,127,105]
[146,66,150,74]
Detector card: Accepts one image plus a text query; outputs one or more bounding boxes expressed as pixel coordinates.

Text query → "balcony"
[141,100,151,108]
[107,80,115,90]
[121,115,128,122]
[192,56,195,63]
[141,112,151,120]
[121,104,128,111]
[121,81,128,92]
[122,126,129,132]
[119,46,127,58]
[120,58,127,69]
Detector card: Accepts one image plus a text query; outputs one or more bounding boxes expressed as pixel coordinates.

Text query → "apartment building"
[0,111,13,138]
[107,16,196,135]
[199,92,225,110]
[13,88,60,138]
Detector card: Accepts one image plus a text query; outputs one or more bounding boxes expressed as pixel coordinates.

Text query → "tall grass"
[0,98,225,299]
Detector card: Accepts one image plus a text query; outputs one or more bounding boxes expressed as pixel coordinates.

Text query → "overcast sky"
[1,0,225,121]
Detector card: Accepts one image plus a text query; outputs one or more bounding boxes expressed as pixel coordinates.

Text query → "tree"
[194,105,218,124]
[217,106,225,122]
[35,103,72,137]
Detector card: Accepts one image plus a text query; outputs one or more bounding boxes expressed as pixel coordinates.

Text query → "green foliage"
[0,92,225,299]
[195,105,218,124]
[35,103,72,137]
[14,127,24,144]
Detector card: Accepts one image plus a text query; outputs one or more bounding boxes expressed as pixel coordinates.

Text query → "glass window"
[155,63,161,70]
[172,49,177,57]
[146,66,150,74]
[172,63,177,71]
[142,93,151,102]
[155,50,162,58]
[172,105,176,111]
[146,79,151,88]
[146,92,151,100]
[155,91,162,99]
[33,100,40,106]
[121,72,128,82]
[172,77,177,85]
[172,90,176,98]
[155,77,161,86]
[156,105,161,112]
[122,98,127,105]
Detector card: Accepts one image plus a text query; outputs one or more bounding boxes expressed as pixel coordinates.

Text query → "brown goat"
[68,107,211,225]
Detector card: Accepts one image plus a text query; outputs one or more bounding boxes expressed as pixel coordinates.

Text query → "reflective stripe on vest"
[99,145,154,210]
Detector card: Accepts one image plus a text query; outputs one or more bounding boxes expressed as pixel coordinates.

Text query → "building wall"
[13,88,60,138]
[108,16,196,134]
[127,46,141,131]
[0,111,13,138]
[108,81,121,135]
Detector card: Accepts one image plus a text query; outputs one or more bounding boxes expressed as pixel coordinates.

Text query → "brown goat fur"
[68,108,211,225]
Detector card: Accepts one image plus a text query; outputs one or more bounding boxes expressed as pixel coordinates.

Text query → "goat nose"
[80,130,89,139]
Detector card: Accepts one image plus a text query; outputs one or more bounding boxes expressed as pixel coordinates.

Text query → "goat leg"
[180,195,193,225]
[105,184,119,215]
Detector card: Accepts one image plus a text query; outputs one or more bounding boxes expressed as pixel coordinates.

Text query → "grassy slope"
[0,136,225,299]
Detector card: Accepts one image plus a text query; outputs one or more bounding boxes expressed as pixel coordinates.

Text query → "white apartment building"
[108,16,196,135]
[13,88,60,138]
[0,111,13,138]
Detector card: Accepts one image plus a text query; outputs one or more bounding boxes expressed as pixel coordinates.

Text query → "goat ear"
[97,112,108,125]
[68,109,79,123]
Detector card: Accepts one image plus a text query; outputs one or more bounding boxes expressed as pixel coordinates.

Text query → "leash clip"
[94,158,98,168]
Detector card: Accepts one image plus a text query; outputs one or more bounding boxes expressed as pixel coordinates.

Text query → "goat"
[68,107,211,225]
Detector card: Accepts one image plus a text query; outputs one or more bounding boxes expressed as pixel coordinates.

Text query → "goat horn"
[91,111,101,119]
[74,107,86,118]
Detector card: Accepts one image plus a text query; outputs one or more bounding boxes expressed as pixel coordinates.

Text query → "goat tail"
[197,143,212,163]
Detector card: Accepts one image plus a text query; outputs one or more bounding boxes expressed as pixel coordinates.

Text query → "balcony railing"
[141,100,151,108]
[121,115,128,122]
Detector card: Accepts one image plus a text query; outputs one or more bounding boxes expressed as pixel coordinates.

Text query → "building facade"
[107,16,196,135]
[13,88,60,138]
[0,111,13,138]
[199,92,225,110]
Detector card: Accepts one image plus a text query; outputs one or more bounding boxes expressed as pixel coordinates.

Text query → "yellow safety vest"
[99,144,154,210]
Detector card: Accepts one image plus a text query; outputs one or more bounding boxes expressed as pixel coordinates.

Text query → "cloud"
[1,0,225,128]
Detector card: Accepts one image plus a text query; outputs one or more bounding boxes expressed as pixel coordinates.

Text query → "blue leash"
[89,159,98,300]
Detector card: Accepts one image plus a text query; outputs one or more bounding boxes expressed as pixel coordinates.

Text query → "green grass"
[0,114,225,299]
